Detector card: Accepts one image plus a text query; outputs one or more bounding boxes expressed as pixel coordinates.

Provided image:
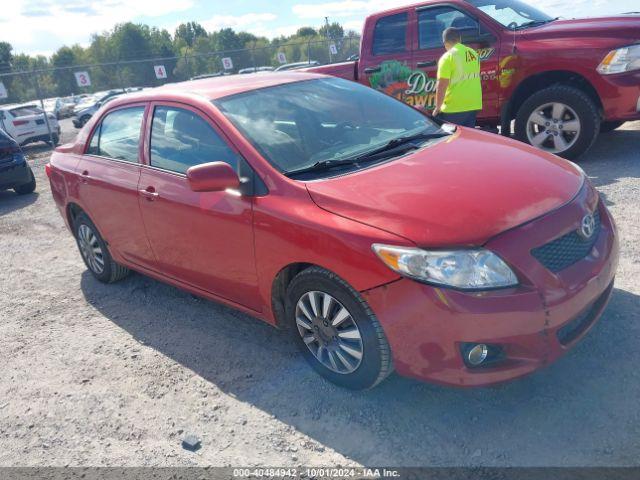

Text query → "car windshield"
[467,0,555,29]
[215,78,443,176]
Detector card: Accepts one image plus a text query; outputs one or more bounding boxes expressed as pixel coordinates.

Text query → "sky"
[1,0,637,57]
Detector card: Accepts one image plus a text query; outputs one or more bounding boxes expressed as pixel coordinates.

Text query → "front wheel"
[285,267,393,390]
[514,85,600,160]
[74,213,130,283]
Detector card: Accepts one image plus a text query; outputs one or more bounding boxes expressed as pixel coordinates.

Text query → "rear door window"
[86,106,145,163]
[149,106,240,174]
[372,13,408,56]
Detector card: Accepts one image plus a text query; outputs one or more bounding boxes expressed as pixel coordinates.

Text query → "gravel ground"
[0,119,639,467]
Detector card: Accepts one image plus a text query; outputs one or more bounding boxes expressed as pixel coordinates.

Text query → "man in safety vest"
[432,28,482,128]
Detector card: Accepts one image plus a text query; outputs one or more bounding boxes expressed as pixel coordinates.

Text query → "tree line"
[0,21,359,103]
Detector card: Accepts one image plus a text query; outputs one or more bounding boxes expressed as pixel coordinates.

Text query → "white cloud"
[0,0,194,56]
[292,0,408,20]
[202,13,277,31]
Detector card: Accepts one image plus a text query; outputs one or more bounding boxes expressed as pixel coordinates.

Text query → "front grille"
[531,210,601,273]
[556,281,613,345]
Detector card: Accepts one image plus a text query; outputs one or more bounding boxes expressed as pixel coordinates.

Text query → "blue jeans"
[437,111,478,128]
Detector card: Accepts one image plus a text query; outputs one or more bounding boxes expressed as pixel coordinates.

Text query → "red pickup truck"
[308,0,640,159]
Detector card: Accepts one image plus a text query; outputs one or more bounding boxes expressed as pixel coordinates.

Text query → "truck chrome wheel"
[526,102,581,154]
[77,224,105,275]
[295,291,364,374]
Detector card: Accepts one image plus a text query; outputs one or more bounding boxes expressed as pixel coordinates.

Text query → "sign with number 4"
[74,71,91,88]
[154,65,167,79]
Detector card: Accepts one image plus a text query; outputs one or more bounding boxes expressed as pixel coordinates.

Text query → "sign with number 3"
[74,71,91,88]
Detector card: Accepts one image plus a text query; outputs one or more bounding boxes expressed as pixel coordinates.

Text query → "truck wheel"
[600,121,625,133]
[74,212,130,283]
[285,267,393,390]
[515,85,600,160]
[14,169,36,195]
[47,134,59,147]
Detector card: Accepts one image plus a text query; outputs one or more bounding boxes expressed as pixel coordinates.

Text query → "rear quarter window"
[372,13,408,56]
[86,106,145,163]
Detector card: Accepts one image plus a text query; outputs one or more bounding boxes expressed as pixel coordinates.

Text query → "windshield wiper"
[285,131,449,178]
[514,17,559,30]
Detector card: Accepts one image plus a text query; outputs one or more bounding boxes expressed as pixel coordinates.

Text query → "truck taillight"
[45,163,52,178]
[13,119,29,126]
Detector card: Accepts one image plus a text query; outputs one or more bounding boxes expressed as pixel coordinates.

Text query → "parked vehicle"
[0,128,36,195]
[43,97,75,119]
[72,90,125,128]
[275,61,320,71]
[307,0,640,159]
[47,74,618,390]
[239,67,275,74]
[0,104,60,146]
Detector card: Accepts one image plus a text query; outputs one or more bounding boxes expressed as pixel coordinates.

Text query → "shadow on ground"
[0,190,39,217]
[81,268,640,466]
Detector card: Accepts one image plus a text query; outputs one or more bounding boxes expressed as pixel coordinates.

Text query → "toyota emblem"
[579,213,596,240]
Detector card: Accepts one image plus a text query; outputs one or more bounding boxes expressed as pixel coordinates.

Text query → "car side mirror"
[186,161,240,193]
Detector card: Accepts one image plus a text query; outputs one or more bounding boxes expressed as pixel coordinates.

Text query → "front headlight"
[372,244,518,290]
[597,44,640,75]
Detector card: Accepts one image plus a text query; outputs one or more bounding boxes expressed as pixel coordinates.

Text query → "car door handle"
[364,66,381,74]
[139,187,159,201]
[81,170,90,184]
[417,60,437,68]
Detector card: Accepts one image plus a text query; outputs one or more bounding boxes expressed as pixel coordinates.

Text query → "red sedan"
[47,73,618,389]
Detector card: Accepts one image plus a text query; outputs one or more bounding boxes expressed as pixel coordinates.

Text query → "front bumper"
[596,69,640,121]
[363,183,619,387]
[0,159,32,190]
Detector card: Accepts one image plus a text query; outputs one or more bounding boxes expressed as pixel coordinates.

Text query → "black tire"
[74,212,130,283]
[14,169,36,195]
[514,85,601,160]
[80,115,91,127]
[285,267,393,390]
[600,120,625,133]
[47,134,59,147]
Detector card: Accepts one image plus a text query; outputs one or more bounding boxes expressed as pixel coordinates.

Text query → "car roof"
[150,71,325,101]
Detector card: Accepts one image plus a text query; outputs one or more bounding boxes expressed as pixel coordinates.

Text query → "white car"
[0,104,61,146]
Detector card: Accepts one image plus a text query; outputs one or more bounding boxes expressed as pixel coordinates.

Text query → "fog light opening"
[467,344,489,366]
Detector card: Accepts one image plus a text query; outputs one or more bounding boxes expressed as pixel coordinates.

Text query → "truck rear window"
[372,13,408,56]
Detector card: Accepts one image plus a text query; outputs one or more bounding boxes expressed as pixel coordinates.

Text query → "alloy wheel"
[78,224,105,275]
[526,102,581,154]
[295,291,364,374]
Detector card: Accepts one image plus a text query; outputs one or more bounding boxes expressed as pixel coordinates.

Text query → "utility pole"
[325,16,333,64]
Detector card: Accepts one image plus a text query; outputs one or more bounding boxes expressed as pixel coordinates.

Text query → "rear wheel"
[285,267,393,390]
[515,85,600,160]
[14,169,36,195]
[74,213,130,283]
[600,121,625,133]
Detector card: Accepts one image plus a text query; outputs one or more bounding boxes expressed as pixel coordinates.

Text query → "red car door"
[78,103,156,267]
[137,102,260,311]
[410,5,502,119]
[359,10,415,97]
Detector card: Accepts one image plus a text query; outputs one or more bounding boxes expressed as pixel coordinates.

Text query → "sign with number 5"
[74,71,91,88]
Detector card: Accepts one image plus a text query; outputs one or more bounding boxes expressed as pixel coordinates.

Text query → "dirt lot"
[1,119,639,467]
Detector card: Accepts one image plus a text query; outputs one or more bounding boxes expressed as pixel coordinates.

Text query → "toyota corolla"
[47,73,618,389]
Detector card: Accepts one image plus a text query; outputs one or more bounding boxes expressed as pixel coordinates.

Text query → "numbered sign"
[277,52,287,64]
[154,65,167,79]
[329,43,338,55]
[222,57,234,70]
[74,71,91,88]
[0,81,7,99]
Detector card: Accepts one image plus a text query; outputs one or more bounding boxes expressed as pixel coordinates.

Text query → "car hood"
[305,128,584,247]
[520,16,640,41]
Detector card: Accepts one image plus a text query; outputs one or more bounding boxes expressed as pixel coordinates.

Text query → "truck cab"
[309,0,640,159]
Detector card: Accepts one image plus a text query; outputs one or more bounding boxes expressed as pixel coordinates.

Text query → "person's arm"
[433,54,452,117]
[433,79,449,117]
